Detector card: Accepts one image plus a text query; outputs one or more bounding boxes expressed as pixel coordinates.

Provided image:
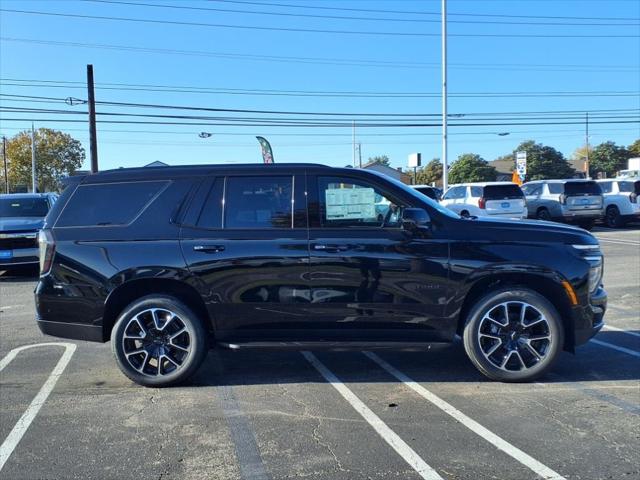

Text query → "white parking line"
[364,352,567,480]
[597,238,640,246]
[0,342,77,472]
[591,339,640,358]
[602,325,640,339]
[302,351,444,480]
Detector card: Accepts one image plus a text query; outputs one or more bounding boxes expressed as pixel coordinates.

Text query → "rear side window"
[599,182,613,193]
[618,181,640,193]
[564,181,601,195]
[547,183,563,194]
[56,181,168,227]
[196,178,224,229]
[224,176,292,228]
[483,184,524,199]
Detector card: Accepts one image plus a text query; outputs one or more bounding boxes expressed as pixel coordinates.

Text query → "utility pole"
[585,112,590,179]
[87,64,99,173]
[352,121,356,168]
[31,123,37,193]
[357,142,362,168]
[2,136,8,194]
[441,0,449,192]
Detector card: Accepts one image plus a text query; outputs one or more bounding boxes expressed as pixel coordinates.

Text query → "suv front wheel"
[111,295,208,387]
[463,288,564,382]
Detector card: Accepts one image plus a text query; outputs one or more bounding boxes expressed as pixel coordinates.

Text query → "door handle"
[193,245,225,253]
[313,244,349,252]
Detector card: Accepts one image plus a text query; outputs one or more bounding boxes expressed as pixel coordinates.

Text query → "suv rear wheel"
[111,295,208,387]
[536,208,551,221]
[463,288,564,382]
[605,205,623,228]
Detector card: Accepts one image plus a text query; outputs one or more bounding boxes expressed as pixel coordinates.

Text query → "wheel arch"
[456,271,576,351]
[102,277,212,342]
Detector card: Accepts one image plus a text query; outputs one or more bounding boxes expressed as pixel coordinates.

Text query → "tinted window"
[57,181,168,227]
[618,181,640,193]
[564,181,601,195]
[0,197,50,217]
[225,176,292,229]
[483,184,524,199]
[415,187,437,200]
[196,179,224,229]
[599,182,613,193]
[548,183,563,194]
[318,176,402,228]
[522,184,541,196]
[470,187,482,197]
[443,186,465,200]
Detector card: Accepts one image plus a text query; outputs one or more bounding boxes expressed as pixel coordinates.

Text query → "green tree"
[6,128,85,192]
[589,141,630,177]
[448,153,497,184]
[513,140,574,180]
[367,155,390,167]
[415,158,442,186]
[627,139,640,157]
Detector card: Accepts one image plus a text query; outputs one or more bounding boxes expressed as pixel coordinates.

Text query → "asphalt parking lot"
[1,227,638,480]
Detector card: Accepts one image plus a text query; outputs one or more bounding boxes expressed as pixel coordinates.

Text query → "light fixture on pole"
[199,132,213,138]
[31,123,37,193]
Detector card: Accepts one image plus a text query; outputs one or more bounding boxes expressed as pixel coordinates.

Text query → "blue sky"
[0,0,639,172]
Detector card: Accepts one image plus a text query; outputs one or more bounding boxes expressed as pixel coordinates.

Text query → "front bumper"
[572,286,607,347]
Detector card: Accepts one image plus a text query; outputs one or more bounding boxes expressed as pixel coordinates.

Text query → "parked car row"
[417,178,640,230]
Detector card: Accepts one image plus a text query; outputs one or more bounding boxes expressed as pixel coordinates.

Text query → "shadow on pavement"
[0,266,39,282]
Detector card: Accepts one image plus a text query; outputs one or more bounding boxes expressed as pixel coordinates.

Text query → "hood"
[451,216,598,246]
[0,217,45,232]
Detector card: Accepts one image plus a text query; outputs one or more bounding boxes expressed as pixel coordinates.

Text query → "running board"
[216,341,451,351]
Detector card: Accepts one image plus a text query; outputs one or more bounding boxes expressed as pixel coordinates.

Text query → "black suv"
[35,164,606,386]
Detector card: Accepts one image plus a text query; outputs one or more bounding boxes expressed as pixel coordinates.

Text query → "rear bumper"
[37,318,104,342]
[572,286,607,347]
[0,247,38,267]
[560,209,603,222]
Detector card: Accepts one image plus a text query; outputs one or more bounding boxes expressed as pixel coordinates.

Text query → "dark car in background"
[0,193,58,270]
[35,164,606,387]
[411,184,442,201]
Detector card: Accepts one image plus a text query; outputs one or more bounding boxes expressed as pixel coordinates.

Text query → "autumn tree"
[415,158,443,186]
[5,128,85,192]
[367,155,390,167]
[629,139,640,157]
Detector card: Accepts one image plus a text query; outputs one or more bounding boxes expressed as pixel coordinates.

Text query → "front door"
[180,174,310,341]
[306,174,450,342]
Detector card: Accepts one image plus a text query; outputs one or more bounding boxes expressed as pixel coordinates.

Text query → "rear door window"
[564,181,601,195]
[56,181,169,227]
[618,181,640,193]
[547,183,564,194]
[483,184,524,199]
[470,187,482,198]
[224,176,292,229]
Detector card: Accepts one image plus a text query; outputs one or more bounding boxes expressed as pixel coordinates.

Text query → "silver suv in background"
[597,179,640,228]
[440,182,527,219]
[522,180,603,230]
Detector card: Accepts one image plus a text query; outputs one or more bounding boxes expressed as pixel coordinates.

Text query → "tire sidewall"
[111,295,207,387]
[463,288,564,382]
[606,206,620,228]
[537,208,550,221]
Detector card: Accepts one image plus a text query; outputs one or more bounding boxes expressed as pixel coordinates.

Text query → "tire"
[111,295,208,387]
[605,206,623,228]
[460,210,470,218]
[536,208,551,221]
[462,288,564,382]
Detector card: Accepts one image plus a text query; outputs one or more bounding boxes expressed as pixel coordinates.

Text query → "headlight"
[588,262,603,293]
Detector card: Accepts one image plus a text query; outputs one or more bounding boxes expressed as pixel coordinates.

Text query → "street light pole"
[2,136,8,194]
[585,112,590,179]
[31,123,37,193]
[441,0,449,192]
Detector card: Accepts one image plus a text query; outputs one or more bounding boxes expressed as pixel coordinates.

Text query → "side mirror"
[402,208,431,232]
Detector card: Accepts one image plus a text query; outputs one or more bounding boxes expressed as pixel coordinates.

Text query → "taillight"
[478,197,486,209]
[559,194,566,204]
[38,229,55,275]
[630,193,638,204]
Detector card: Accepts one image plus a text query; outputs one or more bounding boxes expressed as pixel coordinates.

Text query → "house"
[144,161,169,167]
[361,162,412,184]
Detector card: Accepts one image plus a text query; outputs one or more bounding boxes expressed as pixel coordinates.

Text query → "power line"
[3,38,638,72]
[211,0,640,22]
[86,0,640,26]
[1,8,639,37]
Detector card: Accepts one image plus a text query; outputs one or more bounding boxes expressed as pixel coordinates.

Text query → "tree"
[628,139,640,157]
[589,141,630,177]
[448,153,497,184]
[415,158,443,186]
[6,128,85,192]
[367,155,390,167]
[512,140,574,180]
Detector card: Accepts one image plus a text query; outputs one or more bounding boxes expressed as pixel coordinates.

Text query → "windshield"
[383,175,460,219]
[0,197,50,218]
[564,181,602,195]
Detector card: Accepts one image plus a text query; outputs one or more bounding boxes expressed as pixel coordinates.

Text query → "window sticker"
[325,187,376,220]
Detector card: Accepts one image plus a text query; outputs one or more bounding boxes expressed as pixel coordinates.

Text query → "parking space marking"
[302,351,444,480]
[597,238,640,246]
[0,342,77,471]
[364,352,567,480]
[591,339,640,358]
[602,325,640,338]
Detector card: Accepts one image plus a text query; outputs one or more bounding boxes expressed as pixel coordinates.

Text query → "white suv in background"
[597,179,640,228]
[440,182,527,219]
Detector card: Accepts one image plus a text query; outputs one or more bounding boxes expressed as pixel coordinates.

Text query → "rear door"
[564,181,603,212]
[522,183,542,216]
[483,184,526,216]
[180,173,311,341]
